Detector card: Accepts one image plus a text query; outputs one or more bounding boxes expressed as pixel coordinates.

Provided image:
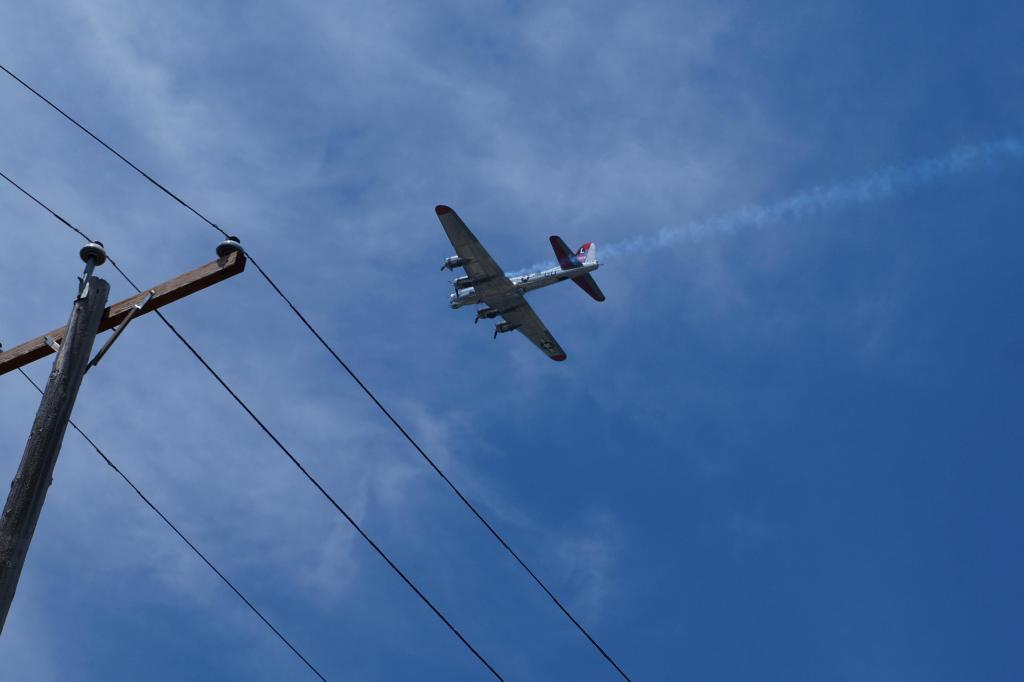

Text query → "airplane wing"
[435,205,516,299]
[498,300,567,361]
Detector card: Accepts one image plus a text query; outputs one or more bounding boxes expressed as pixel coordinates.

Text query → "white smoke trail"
[508,137,1024,275]
[599,137,1024,261]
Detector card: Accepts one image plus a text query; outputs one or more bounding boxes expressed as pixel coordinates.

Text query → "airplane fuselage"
[449,262,599,308]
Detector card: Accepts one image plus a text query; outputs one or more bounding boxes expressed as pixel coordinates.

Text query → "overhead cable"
[0,171,503,681]
[0,62,633,682]
[12,368,328,681]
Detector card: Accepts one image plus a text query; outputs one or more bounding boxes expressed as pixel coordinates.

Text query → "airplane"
[435,204,605,361]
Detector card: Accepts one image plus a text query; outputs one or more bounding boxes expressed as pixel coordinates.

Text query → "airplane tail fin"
[576,242,597,266]
[549,236,605,302]
[549,237,599,268]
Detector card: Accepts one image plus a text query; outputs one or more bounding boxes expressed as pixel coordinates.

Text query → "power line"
[0,64,220,236]
[0,62,633,681]
[146,309,505,681]
[11,367,328,681]
[0,168,92,242]
[0,172,504,681]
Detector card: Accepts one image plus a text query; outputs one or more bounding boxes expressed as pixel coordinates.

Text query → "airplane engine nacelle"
[494,322,520,337]
[452,275,474,290]
[441,256,470,271]
[450,286,478,309]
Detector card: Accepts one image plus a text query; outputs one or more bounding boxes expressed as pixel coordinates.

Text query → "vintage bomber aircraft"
[436,205,605,361]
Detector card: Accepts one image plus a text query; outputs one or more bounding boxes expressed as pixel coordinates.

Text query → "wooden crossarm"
[0,251,246,376]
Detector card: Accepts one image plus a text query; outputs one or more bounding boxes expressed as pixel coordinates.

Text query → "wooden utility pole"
[0,265,109,631]
[0,239,246,634]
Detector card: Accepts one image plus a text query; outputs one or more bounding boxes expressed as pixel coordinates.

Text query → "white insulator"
[216,236,245,257]
[79,241,107,265]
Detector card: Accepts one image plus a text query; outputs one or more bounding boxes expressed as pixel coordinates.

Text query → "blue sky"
[1,1,1022,680]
